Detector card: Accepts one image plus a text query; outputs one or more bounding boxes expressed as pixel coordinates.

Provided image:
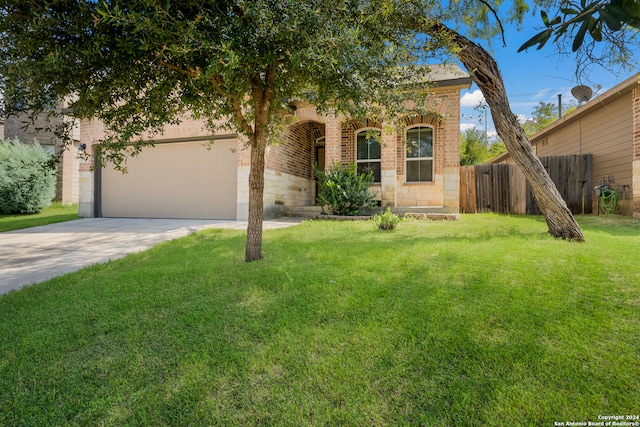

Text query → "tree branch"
[156,60,200,78]
[478,0,506,47]
[210,75,253,137]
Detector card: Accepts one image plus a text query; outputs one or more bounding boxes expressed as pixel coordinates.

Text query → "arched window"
[406,126,433,182]
[356,129,381,182]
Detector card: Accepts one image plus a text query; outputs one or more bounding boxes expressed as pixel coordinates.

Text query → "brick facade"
[76,68,470,218]
[266,120,323,180]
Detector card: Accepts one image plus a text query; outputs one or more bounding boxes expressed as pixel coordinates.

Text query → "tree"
[521,101,578,136]
[0,1,427,262]
[399,6,586,240]
[488,140,507,159]
[410,0,635,240]
[460,128,507,165]
[522,102,558,136]
[460,128,490,165]
[520,0,639,53]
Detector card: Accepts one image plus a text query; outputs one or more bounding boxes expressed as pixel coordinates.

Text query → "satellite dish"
[571,85,593,105]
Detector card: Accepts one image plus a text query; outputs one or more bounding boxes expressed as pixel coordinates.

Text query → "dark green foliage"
[0,1,428,166]
[315,162,377,216]
[0,139,56,214]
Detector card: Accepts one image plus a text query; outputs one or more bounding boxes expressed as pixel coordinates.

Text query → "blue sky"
[457,11,639,139]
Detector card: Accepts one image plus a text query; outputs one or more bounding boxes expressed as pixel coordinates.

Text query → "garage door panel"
[101,141,237,219]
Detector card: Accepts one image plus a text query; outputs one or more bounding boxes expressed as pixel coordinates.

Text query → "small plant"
[0,139,57,214]
[315,162,377,216]
[374,207,401,230]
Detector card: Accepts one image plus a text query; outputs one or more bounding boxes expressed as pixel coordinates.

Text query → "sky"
[456,11,639,140]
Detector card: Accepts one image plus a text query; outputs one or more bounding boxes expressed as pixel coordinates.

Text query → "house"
[77,65,472,220]
[490,73,640,218]
[3,111,81,205]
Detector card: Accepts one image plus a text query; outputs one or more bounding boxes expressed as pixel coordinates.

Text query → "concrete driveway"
[0,217,303,295]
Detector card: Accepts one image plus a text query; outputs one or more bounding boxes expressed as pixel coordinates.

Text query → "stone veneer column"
[57,141,79,204]
[236,141,251,221]
[78,155,95,217]
[380,124,397,207]
[632,85,640,219]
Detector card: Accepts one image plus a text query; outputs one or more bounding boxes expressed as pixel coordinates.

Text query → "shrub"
[374,207,402,230]
[0,139,57,214]
[315,162,377,216]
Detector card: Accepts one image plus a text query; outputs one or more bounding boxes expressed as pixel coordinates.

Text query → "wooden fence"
[460,154,593,215]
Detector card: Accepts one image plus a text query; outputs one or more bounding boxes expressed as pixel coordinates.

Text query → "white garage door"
[101,140,238,219]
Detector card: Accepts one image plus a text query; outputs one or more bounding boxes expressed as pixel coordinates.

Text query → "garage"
[100,139,238,219]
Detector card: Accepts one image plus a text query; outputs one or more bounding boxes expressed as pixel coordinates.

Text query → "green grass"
[1,214,638,426]
[0,203,79,232]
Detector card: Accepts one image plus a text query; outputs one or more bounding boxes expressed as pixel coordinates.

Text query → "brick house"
[3,112,81,205]
[490,73,640,218]
[78,64,471,220]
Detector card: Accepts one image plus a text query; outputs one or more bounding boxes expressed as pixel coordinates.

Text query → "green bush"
[374,207,402,230]
[0,139,57,214]
[315,162,377,216]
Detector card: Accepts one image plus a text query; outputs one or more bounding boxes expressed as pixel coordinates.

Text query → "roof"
[398,64,471,88]
[489,72,639,164]
[422,64,472,87]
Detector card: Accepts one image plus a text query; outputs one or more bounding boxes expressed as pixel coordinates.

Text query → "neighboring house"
[490,73,640,218]
[78,64,472,220]
[3,111,81,205]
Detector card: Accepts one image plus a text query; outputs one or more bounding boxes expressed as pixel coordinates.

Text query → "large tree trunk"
[246,126,266,262]
[430,23,585,241]
[245,71,275,262]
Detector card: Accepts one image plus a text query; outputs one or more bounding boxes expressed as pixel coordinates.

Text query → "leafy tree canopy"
[520,0,639,52]
[459,128,506,165]
[519,0,639,78]
[521,101,578,136]
[0,0,431,164]
[0,0,438,261]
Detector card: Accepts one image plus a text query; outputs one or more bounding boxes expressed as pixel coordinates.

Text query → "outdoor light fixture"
[77,143,89,160]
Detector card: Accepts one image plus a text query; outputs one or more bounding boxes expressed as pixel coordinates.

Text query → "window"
[356,130,381,182]
[406,126,433,182]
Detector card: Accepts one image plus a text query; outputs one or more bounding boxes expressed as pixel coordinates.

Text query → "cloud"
[460,90,485,108]
[460,123,477,131]
[515,114,527,124]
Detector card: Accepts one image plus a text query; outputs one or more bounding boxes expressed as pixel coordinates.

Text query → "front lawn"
[0,203,79,232]
[1,214,638,426]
